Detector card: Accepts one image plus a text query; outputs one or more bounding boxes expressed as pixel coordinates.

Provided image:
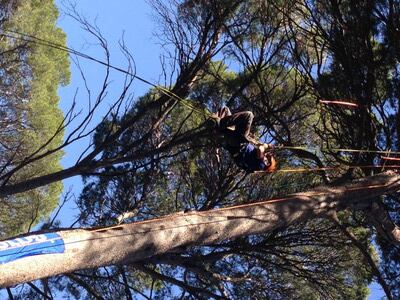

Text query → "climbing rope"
[276,164,400,174]
[278,145,400,156]
[0,179,393,259]
[0,29,398,268]
[2,30,400,163]
[0,29,212,119]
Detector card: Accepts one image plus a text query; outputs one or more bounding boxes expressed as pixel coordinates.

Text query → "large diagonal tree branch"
[1,171,400,287]
[0,123,210,197]
[0,1,239,198]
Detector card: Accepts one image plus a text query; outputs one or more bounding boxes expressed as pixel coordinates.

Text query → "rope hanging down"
[0,31,399,261]
[0,29,210,118]
[1,27,399,268]
[2,30,400,160]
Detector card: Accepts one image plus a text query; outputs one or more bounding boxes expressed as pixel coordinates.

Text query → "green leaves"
[0,0,70,237]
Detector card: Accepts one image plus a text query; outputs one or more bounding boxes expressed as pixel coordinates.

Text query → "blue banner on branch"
[0,233,65,264]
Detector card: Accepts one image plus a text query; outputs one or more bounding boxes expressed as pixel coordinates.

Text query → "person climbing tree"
[213,106,277,173]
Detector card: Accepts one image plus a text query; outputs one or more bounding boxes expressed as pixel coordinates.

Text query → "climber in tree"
[213,106,277,173]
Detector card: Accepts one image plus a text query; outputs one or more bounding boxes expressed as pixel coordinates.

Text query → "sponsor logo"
[0,233,65,264]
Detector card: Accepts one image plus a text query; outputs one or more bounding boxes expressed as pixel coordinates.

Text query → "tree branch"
[1,171,400,287]
[330,212,393,300]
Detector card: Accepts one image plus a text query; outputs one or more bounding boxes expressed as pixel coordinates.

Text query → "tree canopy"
[0,0,70,237]
[1,0,400,299]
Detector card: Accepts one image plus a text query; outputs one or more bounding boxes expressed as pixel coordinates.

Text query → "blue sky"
[54,1,385,299]
[56,0,163,225]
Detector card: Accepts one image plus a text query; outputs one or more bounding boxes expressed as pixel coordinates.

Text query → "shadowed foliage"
[1,0,400,299]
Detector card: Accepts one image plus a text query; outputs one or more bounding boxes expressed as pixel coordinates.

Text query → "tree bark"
[0,125,209,197]
[1,171,400,288]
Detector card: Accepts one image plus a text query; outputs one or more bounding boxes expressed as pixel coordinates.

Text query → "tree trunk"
[1,171,400,288]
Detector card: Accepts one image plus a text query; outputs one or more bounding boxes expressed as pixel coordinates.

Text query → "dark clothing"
[217,107,267,172]
[229,143,268,173]
[218,107,254,138]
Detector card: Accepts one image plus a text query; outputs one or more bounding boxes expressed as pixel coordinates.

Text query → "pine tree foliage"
[2,0,400,299]
[0,0,70,237]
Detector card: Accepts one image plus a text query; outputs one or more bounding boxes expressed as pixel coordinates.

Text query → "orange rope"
[381,156,400,161]
[267,165,400,174]
[280,145,400,156]
[1,180,393,256]
[320,99,361,108]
